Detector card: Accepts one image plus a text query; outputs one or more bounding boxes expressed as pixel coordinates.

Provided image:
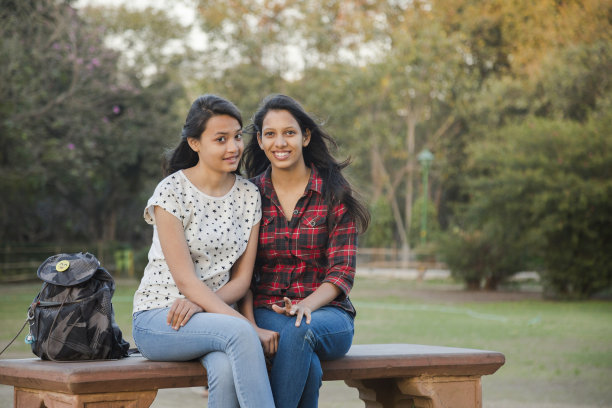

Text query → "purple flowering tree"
[0,0,183,246]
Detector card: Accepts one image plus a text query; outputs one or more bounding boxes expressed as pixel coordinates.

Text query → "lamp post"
[417,149,434,245]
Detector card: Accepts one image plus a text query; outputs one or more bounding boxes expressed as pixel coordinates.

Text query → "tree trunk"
[404,112,417,264]
[373,153,409,256]
[484,276,499,291]
[371,146,384,201]
[103,209,117,242]
[466,280,481,290]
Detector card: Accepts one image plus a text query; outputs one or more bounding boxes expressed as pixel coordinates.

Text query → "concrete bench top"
[0,343,505,394]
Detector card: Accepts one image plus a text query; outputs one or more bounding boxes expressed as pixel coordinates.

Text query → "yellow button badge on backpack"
[56,260,70,272]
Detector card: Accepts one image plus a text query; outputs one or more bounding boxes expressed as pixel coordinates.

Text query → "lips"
[223,155,240,163]
[273,151,290,160]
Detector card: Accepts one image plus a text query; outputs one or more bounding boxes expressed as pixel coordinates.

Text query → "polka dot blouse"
[133,171,262,314]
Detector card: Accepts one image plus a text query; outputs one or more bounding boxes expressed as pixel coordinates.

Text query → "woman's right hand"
[256,327,279,356]
[167,298,203,330]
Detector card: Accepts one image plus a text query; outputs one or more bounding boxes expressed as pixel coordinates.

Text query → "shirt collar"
[305,164,323,195]
[260,163,323,199]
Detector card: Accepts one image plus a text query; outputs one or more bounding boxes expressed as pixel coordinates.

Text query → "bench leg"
[345,379,414,408]
[14,387,157,408]
[346,375,482,408]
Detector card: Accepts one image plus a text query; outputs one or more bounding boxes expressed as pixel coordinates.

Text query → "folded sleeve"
[143,178,181,225]
[323,203,357,298]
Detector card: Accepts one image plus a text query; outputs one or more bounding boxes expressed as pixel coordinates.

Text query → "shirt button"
[293,210,298,215]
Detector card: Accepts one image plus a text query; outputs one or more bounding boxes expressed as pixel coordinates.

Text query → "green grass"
[1,276,611,407]
[349,278,612,406]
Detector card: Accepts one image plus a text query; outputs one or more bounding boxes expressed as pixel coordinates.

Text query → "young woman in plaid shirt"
[242,94,370,408]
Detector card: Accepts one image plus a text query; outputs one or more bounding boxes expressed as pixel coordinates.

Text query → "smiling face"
[258,109,310,173]
[188,114,243,174]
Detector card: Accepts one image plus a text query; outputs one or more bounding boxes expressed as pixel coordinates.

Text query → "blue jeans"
[254,306,354,408]
[133,308,275,408]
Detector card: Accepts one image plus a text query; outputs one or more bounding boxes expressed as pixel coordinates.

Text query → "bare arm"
[272,282,341,327]
[299,282,342,312]
[239,289,279,356]
[215,223,259,305]
[238,289,255,322]
[154,206,246,329]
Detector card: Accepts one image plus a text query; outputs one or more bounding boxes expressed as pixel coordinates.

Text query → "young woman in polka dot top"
[132,95,275,408]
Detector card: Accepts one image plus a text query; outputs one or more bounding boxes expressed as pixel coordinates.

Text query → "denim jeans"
[133,308,275,408]
[254,306,354,408]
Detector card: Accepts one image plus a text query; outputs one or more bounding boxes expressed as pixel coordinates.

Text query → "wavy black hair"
[163,94,243,176]
[243,94,369,233]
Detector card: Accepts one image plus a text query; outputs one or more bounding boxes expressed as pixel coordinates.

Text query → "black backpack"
[27,252,130,360]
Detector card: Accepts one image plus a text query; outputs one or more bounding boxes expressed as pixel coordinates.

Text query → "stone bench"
[0,343,505,408]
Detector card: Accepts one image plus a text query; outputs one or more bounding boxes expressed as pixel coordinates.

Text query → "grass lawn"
[1,275,611,407]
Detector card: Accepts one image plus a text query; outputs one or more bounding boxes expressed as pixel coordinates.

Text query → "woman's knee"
[254,308,290,332]
[224,317,260,348]
[279,323,317,351]
[232,317,258,338]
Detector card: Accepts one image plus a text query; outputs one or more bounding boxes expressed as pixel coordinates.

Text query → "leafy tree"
[536,40,612,122]
[381,10,467,259]
[361,198,395,249]
[189,0,495,262]
[5,0,610,298]
[0,0,183,245]
[462,114,612,296]
[439,217,535,290]
[76,3,197,85]
[430,0,612,292]
[195,0,394,73]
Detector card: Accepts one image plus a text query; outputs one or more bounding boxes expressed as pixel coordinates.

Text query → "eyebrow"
[213,128,242,136]
[263,126,297,132]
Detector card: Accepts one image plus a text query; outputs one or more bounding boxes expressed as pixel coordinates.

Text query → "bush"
[438,225,530,290]
[464,113,612,297]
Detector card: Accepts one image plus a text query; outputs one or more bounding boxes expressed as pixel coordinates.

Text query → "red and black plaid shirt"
[251,165,357,315]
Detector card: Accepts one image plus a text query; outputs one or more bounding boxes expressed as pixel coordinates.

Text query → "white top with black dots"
[133,171,261,314]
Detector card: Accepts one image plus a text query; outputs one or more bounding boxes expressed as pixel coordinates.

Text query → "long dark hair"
[163,94,243,176]
[243,94,369,233]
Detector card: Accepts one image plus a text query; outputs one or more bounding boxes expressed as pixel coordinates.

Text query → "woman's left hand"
[167,298,203,330]
[272,297,312,327]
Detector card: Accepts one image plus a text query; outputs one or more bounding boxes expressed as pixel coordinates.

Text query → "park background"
[1,0,611,407]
